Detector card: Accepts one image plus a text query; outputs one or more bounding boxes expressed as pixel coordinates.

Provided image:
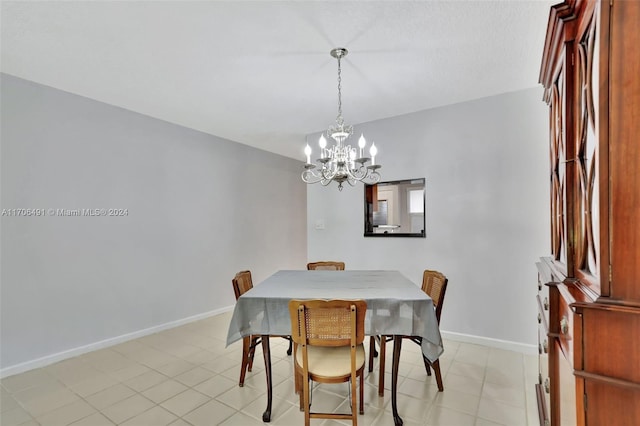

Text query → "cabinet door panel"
[581,307,640,383]
[574,3,601,293]
[549,62,569,267]
[585,381,640,425]
[608,0,640,302]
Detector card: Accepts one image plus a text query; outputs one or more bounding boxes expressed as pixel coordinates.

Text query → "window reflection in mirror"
[364,178,425,237]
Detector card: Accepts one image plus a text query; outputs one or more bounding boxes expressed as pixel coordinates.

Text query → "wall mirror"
[364,178,425,237]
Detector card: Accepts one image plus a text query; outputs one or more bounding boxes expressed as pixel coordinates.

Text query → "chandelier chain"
[336,55,343,125]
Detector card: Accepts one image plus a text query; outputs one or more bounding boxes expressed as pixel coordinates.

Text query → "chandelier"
[302,48,381,191]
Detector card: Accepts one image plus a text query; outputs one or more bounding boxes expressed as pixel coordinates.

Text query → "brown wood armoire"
[537,0,640,424]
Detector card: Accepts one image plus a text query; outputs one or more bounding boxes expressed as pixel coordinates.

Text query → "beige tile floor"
[1,311,540,426]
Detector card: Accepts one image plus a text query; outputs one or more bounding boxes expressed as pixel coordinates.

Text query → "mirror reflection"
[364,178,426,237]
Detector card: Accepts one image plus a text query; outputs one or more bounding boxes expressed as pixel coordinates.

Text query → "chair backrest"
[232,270,253,301]
[306,261,346,271]
[421,270,448,323]
[288,299,366,347]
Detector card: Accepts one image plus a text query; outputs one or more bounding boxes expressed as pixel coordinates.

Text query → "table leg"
[261,335,272,422]
[392,335,403,426]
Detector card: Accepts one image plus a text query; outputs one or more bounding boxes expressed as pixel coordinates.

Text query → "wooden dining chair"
[306,261,346,271]
[368,269,448,395]
[232,270,292,387]
[289,299,367,426]
[232,271,261,387]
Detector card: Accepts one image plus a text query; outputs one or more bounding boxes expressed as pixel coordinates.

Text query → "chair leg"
[247,336,259,372]
[359,370,364,415]
[432,359,444,391]
[294,362,304,411]
[299,386,304,411]
[297,371,304,410]
[378,335,387,396]
[239,336,251,387]
[422,354,432,376]
[350,373,358,426]
[368,337,376,372]
[292,345,300,396]
[303,376,311,426]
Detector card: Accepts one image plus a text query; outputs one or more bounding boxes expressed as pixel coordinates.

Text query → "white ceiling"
[1,0,554,160]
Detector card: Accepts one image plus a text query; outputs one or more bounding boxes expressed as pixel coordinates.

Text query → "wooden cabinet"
[538,0,640,424]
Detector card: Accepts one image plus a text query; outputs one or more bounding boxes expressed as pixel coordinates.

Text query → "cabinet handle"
[560,316,569,335]
[543,339,548,353]
[544,297,549,310]
[544,377,550,393]
[538,282,542,291]
[538,343,542,354]
[538,313,542,324]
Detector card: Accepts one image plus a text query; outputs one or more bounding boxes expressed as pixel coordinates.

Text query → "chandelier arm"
[320,166,336,181]
[302,168,325,184]
[302,176,321,184]
[346,165,368,181]
[367,171,382,183]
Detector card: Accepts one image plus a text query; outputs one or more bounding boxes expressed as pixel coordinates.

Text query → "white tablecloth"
[226,270,444,362]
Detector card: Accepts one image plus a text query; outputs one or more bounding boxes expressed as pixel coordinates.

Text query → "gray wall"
[0,74,307,373]
[307,88,549,350]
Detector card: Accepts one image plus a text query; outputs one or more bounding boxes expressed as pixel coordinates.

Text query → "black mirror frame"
[364,178,426,238]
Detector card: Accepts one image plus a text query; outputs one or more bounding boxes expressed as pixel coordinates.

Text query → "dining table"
[226,269,444,426]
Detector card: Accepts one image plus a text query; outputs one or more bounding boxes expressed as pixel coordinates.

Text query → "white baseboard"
[441,330,538,355]
[3,311,536,378]
[0,305,235,379]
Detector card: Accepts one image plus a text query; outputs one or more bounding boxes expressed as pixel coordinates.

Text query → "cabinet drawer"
[537,272,550,303]
[535,382,551,426]
[539,328,550,404]
[537,295,550,332]
[539,327,550,359]
[555,285,576,365]
[536,262,551,303]
[536,341,551,426]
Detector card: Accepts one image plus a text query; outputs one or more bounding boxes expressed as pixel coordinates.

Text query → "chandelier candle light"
[302,48,381,191]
